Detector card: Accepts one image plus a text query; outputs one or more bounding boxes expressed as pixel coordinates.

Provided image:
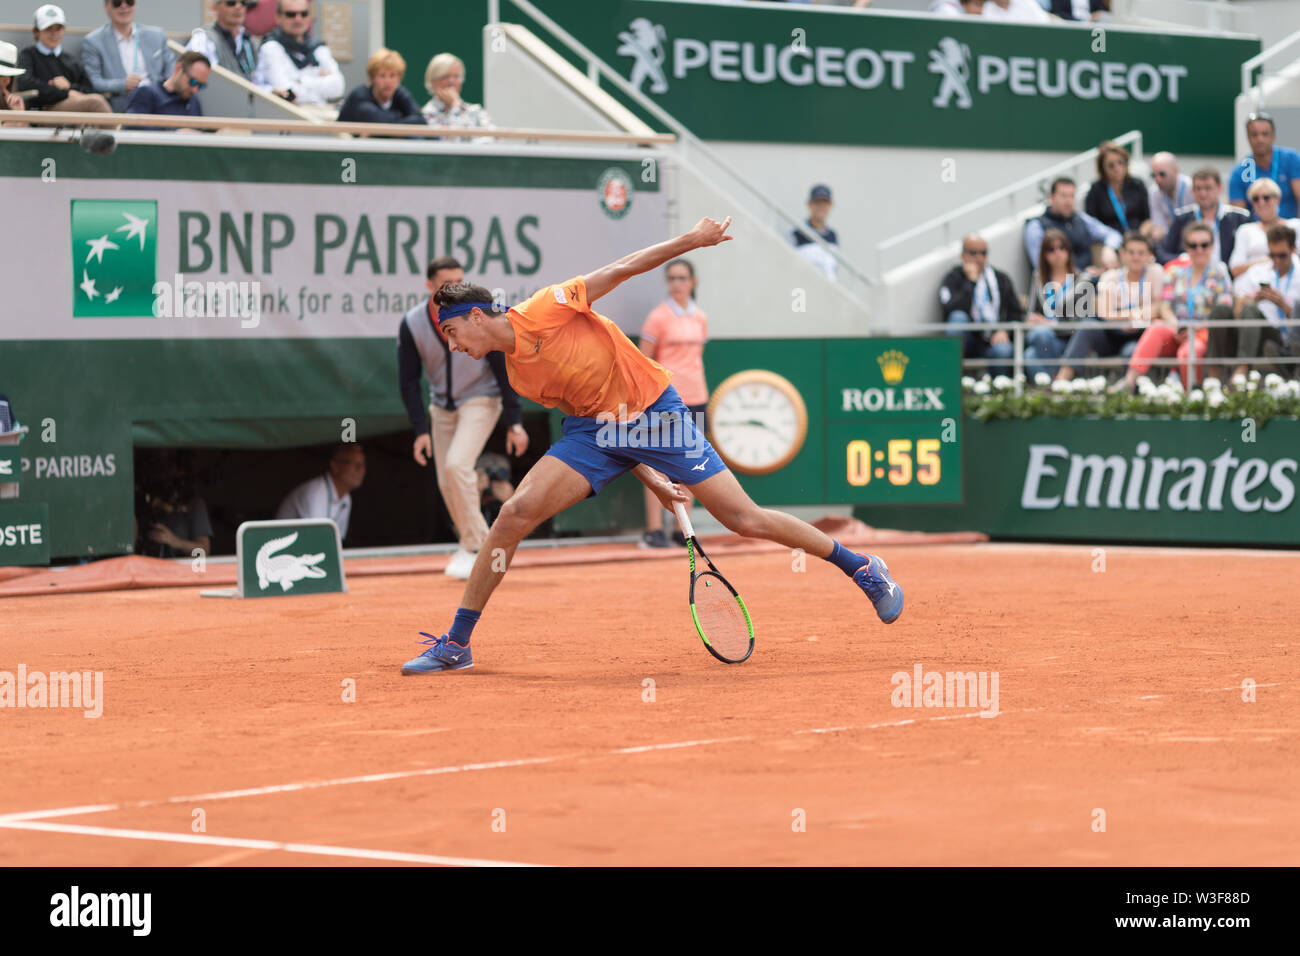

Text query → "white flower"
[1249,369,1262,381]
[1088,376,1107,393]
[972,380,991,395]
[1265,373,1284,391]
[980,374,991,385]
[1137,379,1157,397]
[1202,376,1222,392]
[1136,376,1154,391]
[1155,384,1179,403]
[961,376,976,389]
[1189,389,1204,402]
[1050,378,1072,394]
[1034,372,1052,387]
[1014,372,1027,384]
[1231,373,1247,389]
[1164,372,1184,392]
[1208,391,1225,408]
[993,375,1013,391]
[1071,378,1092,393]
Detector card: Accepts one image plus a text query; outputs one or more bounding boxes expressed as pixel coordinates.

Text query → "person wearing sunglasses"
[256,0,343,106]
[1216,223,1300,380]
[16,4,112,114]
[1145,152,1192,244]
[940,233,1028,379]
[1117,223,1232,391]
[1229,112,1300,221]
[187,0,261,83]
[82,0,175,112]
[1228,179,1300,279]
[1157,167,1248,268]
[124,51,209,129]
[1085,140,1151,238]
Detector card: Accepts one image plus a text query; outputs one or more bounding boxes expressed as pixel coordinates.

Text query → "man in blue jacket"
[81,0,175,112]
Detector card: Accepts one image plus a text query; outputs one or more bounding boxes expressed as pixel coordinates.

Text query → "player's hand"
[413,433,432,466]
[690,216,733,248]
[505,424,529,457]
[647,473,690,510]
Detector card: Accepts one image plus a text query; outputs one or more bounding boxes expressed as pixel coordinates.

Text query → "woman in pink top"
[638,258,709,548]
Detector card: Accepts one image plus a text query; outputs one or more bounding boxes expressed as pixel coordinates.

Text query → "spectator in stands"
[1058,232,1162,383]
[256,0,343,106]
[1123,222,1231,389]
[1214,223,1300,380]
[940,233,1026,378]
[1024,177,1121,276]
[1046,0,1110,19]
[930,0,984,14]
[1146,152,1192,244]
[1229,112,1300,221]
[638,258,708,548]
[1085,140,1150,237]
[1228,179,1300,279]
[398,258,527,579]
[276,443,365,541]
[125,51,208,127]
[1159,167,1248,267]
[1021,229,1080,380]
[17,5,112,114]
[0,41,28,122]
[338,47,425,127]
[187,0,261,83]
[82,0,175,112]
[421,53,492,130]
[790,184,839,279]
[981,0,1050,22]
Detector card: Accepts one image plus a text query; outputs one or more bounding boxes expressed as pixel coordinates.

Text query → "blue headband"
[437,301,495,326]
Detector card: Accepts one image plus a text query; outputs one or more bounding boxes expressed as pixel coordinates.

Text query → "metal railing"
[1110,0,1255,36]
[8,110,676,145]
[1241,26,1300,100]
[894,316,1300,394]
[488,0,876,306]
[873,131,1143,277]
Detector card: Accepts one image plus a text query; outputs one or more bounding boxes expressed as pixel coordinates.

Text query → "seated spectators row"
[944,223,1300,387]
[930,0,1109,22]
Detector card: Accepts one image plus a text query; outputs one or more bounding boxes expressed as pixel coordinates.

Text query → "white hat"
[0,41,24,77]
[34,4,66,31]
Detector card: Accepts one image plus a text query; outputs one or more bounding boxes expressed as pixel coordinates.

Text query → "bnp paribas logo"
[69,199,158,317]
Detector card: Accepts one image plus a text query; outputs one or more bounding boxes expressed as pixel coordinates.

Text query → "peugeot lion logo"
[928,37,972,110]
[617,18,669,94]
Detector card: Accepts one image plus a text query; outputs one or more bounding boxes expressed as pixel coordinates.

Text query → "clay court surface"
[1,540,1296,866]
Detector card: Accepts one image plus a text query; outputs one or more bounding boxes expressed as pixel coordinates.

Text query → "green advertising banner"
[855,417,1300,546]
[0,503,51,567]
[498,0,1259,153]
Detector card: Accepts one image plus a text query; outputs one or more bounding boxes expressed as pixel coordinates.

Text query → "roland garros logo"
[598,167,633,220]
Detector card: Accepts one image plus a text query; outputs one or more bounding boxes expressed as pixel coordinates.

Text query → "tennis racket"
[673,501,754,664]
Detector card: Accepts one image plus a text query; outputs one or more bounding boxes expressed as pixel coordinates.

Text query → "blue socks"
[448,608,480,646]
[827,541,868,577]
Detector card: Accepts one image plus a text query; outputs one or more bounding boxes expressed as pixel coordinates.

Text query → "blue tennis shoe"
[854,554,904,624]
[401,632,473,674]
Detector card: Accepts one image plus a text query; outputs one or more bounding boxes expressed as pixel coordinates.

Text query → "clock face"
[708,371,809,475]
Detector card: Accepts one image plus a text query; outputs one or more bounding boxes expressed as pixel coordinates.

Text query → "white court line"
[973,541,1300,559]
[0,819,538,867]
[0,712,1011,826]
[1136,681,1289,701]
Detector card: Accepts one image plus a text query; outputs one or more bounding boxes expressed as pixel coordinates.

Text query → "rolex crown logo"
[877,349,908,385]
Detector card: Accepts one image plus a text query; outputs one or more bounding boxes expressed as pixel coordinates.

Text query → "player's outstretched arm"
[584,216,733,303]
[632,463,691,509]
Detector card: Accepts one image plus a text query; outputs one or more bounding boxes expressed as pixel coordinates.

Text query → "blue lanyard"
[1044,275,1071,319]
[1107,184,1130,231]
[1164,179,1185,220]
[1120,273,1145,311]
[1275,265,1294,299]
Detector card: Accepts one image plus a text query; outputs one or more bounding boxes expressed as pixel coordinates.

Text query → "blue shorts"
[546,385,728,495]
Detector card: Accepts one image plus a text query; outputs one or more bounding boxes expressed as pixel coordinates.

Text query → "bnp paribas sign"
[595,1,1258,153]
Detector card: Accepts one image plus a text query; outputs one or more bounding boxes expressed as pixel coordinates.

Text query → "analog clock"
[707,370,809,475]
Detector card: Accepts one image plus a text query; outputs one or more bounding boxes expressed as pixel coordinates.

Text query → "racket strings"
[693,576,752,661]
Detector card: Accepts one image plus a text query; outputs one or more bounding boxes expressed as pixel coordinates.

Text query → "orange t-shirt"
[639,300,708,406]
[505,276,673,418]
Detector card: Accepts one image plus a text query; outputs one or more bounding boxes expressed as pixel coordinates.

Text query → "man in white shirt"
[276,444,365,541]
[82,0,175,112]
[981,0,1051,23]
[255,0,342,105]
[1146,152,1192,244]
[1215,223,1300,379]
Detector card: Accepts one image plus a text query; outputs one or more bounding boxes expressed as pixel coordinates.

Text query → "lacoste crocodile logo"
[255,531,327,591]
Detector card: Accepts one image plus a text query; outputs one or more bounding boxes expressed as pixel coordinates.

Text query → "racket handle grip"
[672,501,695,540]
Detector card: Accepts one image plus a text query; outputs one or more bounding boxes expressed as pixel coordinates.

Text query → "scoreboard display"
[705,337,962,506]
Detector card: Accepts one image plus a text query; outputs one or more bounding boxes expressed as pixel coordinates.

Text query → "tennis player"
[401,216,903,674]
